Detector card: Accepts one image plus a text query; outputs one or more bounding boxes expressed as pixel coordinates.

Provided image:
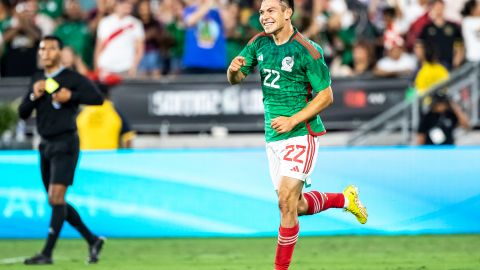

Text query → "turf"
[0,235,479,270]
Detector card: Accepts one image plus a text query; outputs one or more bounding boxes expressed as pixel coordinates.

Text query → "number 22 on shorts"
[283,145,306,164]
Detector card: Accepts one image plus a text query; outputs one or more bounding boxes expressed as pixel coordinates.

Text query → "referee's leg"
[24,150,67,265]
[62,136,104,263]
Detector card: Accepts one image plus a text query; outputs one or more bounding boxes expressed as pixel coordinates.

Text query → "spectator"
[136,0,163,79]
[331,40,375,77]
[417,0,464,70]
[61,46,89,75]
[246,0,263,34]
[223,0,248,63]
[0,0,11,65]
[23,0,57,36]
[414,42,449,96]
[405,0,431,51]
[162,0,186,74]
[301,0,332,52]
[94,0,144,78]
[182,0,227,73]
[77,82,136,150]
[328,3,381,69]
[382,6,402,46]
[417,92,470,145]
[0,0,11,33]
[374,37,416,77]
[54,0,94,67]
[87,0,115,34]
[1,2,41,77]
[461,0,480,62]
[396,0,429,34]
[38,0,64,21]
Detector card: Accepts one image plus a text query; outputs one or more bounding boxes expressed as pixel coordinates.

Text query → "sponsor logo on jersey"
[281,56,294,72]
[258,54,263,61]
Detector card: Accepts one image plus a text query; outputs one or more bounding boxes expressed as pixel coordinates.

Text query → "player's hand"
[52,87,72,103]
[271,116,299,134]
[33,80,46,98]
[228,56,246,73]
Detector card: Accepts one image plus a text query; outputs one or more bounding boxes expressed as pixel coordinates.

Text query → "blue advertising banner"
[0,147,479,238]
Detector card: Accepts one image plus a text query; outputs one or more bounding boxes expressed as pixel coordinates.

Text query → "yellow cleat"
[343,185,368,224]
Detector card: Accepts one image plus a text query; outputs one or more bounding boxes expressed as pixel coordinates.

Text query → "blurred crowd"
[0,0,479,81]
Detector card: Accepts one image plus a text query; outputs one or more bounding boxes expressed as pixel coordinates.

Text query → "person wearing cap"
[417,92,470,145]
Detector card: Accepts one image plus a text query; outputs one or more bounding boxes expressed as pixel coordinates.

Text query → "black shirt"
[419,21,462,70]
[18,68,104,138]
[418,110,458,145]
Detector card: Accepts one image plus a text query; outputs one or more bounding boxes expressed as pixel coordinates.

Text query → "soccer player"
[18,36,105,265]
[227,1,368,269]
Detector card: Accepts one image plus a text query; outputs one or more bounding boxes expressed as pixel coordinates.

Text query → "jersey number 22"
[263,68,280,89]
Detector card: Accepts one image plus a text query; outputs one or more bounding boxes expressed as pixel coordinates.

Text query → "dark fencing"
[0,74,411,133]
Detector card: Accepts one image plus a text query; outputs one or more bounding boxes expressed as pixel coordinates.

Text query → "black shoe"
[24,253,53,265]
[88,237,106,264]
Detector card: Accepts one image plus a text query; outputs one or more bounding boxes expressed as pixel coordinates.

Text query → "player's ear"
[284,7,293,20]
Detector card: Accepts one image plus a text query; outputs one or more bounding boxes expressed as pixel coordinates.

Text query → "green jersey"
[239,29,331,142]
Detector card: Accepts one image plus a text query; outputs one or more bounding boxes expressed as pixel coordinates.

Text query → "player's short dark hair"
[41,35,64,49]
[279,0,294,13]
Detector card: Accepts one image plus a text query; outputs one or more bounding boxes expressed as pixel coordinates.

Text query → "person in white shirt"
[94,0,145,78]
[374,37,417,77]
[461,0,480,62]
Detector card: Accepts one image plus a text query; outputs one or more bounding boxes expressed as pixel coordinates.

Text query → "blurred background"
[0,0,479,268]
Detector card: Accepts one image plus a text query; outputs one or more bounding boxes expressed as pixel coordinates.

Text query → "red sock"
[303,191,345,215]
[274,223,299,270]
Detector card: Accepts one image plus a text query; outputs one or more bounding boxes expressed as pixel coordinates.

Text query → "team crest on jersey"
[281,56,294,72]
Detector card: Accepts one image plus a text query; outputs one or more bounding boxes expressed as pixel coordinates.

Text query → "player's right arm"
[227,56,246,85]
[227,34,259,85]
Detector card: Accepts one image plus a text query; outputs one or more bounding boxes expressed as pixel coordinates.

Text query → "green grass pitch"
[1,235,479,269]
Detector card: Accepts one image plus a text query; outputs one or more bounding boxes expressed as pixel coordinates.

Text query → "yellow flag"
[45,78,59,94]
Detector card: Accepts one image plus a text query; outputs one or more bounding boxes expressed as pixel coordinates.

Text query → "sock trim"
[278,224,299,246]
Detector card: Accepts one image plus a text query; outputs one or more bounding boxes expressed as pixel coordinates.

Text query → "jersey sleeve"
[306,53,331,93]
[238,39,258,76]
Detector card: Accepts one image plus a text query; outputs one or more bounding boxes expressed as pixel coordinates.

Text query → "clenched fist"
[52,87,72,103]
[33,80,46,98]
[228,56,246,72]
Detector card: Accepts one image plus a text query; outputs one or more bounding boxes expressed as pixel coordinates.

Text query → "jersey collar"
[44,66,65,78]
[288,27,299,43]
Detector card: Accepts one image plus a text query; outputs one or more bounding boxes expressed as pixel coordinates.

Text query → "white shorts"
[266,134,320,190]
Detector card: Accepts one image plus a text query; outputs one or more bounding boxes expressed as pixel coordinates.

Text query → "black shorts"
[39,132,79,189]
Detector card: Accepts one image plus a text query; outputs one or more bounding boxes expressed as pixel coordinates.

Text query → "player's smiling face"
[259,0,291,35]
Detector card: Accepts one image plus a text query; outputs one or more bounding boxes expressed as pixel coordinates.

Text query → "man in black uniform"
[18,36,105,265]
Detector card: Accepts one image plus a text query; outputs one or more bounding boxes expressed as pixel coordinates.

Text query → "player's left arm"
[272,49,333,134]
[271,87,333,134]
